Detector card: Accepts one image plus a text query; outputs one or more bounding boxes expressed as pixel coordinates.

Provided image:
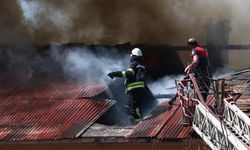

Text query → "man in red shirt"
[185,38,212,101]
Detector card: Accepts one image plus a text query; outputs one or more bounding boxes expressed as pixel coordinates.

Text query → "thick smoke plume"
[148,75,184,103]
[50,45,129,84]
[0,0,249,45]
[0,45,55,83]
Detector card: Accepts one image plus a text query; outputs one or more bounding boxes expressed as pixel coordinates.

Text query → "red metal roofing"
[3,82,106,101]
[127,102,193,139]
[0,77,115,141]
[127,71,250,140]
[226,71,250,116]
[0,98,115,141]
[127,94,215,139]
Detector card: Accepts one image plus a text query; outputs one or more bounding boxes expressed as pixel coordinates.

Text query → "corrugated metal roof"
[0,98,115,141]
[226,71,250,116]
[3,82,106,101]
[0,79,115,141]
[127,71,250,140]
[127,92,216,140]
[127,102,193,139]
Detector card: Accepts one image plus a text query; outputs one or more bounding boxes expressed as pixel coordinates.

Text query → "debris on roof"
[82,123,132,137]
[126,101,193,140]
[226,71,250,116]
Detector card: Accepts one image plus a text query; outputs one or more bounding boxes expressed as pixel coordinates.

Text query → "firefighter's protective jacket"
[109,60,146,92]
[123,60,146,92]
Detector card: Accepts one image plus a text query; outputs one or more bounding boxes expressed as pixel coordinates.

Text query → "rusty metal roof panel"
[48,83,107,99]
[0,80,114,141]
[156,106,192,139]
[127,93,216,139]
[0,98,115,141]
[226,71,250,116]
[1,82,107,104]
[177,126,193,138]
[126,113,165,138]
[127,104,193,139]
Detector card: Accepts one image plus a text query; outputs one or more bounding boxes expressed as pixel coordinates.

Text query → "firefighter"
[184,38,212,101]
[108,48,150,124]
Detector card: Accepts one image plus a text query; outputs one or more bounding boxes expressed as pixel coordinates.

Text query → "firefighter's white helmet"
[131,48,142,57]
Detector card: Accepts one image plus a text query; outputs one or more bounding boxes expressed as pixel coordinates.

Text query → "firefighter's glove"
[108,72,118,79]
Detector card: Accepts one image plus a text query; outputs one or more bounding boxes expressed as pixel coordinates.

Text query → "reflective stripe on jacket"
[123,60,146,92]
[126,81,145,91]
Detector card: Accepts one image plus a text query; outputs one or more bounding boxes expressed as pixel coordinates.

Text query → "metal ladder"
[193,100,249,150]
[176,74,250,150]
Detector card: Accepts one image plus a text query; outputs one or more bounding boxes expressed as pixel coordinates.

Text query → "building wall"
[0,141,210,150]
[228,50,250,70]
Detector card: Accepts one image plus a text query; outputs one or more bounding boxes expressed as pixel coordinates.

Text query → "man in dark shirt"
[185,38,212,101]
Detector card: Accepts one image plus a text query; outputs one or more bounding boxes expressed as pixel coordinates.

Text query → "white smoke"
[212,67,235,80]
[50,45,129,85]
[18,0,74,28]
[18,0,75,42]
[148,75,184,103]
[148,68,236,103]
